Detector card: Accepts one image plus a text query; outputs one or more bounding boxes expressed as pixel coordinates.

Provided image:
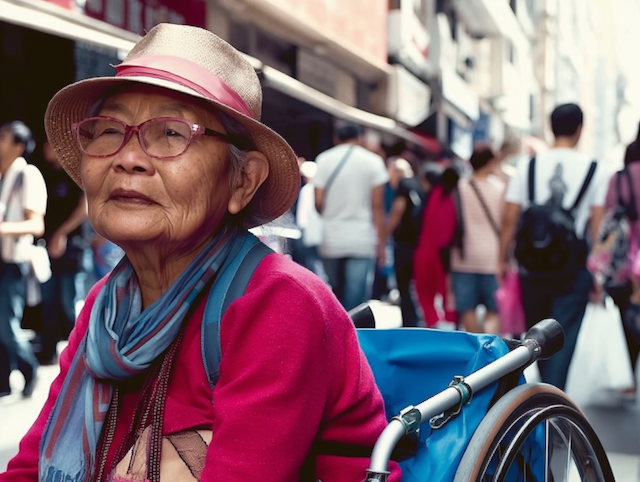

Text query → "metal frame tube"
[368,344,536,474]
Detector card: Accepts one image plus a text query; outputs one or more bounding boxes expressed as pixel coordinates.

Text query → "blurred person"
[450,145,505,334]
[413,166,460,328]
[499,103,609,390]
[371,156,412,301]
[294,160,323,275]
[0,24,399,482]
[35,141,87,365]
[314,123,388,311]
[0,121,46,398]
[600,125,640,393]
[383,158,433,327]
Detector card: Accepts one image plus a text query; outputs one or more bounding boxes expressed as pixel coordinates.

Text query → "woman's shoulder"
[249,252,333,301]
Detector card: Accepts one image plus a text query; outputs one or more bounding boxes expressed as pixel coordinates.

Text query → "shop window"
[436,0,457,41]
[254,29,296,77]
[229,20,251,55]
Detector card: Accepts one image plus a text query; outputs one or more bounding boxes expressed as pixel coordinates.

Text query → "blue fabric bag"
[357,328,526,482]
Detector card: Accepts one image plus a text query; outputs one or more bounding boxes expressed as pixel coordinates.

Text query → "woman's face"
[81,87,236,252]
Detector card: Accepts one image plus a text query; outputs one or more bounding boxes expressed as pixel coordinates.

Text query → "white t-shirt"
[0,157,47,263]
[314,144,389,258]
[505,148,610,237]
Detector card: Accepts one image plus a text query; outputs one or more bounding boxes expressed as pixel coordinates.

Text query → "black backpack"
[514,157,597,276]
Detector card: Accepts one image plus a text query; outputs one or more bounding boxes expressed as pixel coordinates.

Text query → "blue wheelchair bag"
[357,328,528,482]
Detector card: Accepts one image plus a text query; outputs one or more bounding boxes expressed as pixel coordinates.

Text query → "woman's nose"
[113,133,155,175]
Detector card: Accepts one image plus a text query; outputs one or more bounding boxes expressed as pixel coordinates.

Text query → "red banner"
[81,0,206,35]
[42,0,74,9]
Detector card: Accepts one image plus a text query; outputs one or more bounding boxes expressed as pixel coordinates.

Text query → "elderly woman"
[0,24,400,482]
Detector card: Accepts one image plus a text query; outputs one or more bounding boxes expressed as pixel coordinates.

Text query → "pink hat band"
[115,55,255,119]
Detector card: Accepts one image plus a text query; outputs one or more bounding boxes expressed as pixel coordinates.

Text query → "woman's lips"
[109,189,155,205]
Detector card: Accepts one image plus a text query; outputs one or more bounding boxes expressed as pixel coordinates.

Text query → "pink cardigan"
[2,253,400,481]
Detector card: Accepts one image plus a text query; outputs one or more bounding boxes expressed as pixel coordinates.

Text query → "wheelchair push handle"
[523,318,564,361]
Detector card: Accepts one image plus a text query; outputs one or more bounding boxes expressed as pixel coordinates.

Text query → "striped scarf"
[39,227,240,482]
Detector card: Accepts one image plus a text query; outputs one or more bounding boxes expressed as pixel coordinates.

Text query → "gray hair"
[215,110,256,192]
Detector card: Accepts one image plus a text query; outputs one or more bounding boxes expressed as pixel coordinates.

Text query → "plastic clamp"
[392,405,422,435]
[429,375,474,430]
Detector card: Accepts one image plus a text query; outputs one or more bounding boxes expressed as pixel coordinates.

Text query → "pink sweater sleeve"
[0,279,107,482]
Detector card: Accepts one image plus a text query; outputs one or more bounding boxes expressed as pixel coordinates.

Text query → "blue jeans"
[451,272,499,313]
[520,268,593,390]
[40,264,79,360]
[0,261,38,391]
[322,257,375,311]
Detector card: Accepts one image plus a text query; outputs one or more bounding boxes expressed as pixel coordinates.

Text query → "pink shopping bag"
[496,270,526,335]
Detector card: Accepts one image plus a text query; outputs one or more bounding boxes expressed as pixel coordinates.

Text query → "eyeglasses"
[72,116,251,159]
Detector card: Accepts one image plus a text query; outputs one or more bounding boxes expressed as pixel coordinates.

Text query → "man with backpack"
[498,103,609,390]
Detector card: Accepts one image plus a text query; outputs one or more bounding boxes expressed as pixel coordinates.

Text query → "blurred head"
[0,121,35,164]
[550,103,583,139]
[44,23,302,255]
[469,144,496,172]
[334,122,363,144]
[440,166,460,195]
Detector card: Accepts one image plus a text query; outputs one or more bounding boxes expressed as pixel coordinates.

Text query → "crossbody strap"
[527,156,536,203]
[318,145,354,213]
[468,179,500,236]
[618,169,639,222]
[0,168,25,223]
[528,156,597,212]
[569,161,597,212]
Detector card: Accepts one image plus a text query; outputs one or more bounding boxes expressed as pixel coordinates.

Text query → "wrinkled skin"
[81,85,268,306]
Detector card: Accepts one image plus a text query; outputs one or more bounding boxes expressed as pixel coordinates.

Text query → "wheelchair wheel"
[453,383,615,482]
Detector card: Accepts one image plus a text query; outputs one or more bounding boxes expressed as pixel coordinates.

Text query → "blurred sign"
[441,69,479,121]
[387,0,430,76]
[388,64,431,126]
[449,119,473,160]
[80,0,206,35]
[275,0,387,62]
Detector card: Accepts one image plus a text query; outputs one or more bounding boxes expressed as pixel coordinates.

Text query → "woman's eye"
[95,126,124,137]
[164,128,187,138]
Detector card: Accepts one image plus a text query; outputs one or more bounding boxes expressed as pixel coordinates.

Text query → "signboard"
[275,0,387,62]
[388,65,431,126]
[81,0,206,35]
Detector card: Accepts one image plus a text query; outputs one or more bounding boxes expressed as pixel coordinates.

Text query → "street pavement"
[1,300,639,480]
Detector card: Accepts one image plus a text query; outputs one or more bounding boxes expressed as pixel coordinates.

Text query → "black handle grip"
[524,318,565,360]
[349,303,375,328]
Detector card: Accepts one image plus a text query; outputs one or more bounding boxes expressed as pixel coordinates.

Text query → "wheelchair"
[350,305,615,482]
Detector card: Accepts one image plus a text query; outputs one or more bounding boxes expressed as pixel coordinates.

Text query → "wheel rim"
[478,404,611,482]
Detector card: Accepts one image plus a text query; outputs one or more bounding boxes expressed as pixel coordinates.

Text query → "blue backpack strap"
[201,231,274,389]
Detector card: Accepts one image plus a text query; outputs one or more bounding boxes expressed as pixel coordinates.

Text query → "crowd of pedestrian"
[0,121,123,399]
[2,96,639,403]
[292,103,640,397]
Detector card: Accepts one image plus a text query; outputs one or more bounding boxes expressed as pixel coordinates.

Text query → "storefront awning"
[0,0,137,54]
[260,64,434,151]
[2,0,429,152]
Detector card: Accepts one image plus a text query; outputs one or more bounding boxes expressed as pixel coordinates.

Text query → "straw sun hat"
[44,23,300,228]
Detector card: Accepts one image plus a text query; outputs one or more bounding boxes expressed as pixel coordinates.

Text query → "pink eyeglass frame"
[71,116,249,159]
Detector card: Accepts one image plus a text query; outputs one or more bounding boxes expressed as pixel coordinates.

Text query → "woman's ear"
[228,151,269,215]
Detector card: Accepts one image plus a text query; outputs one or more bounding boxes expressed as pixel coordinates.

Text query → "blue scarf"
[39,227,243,482]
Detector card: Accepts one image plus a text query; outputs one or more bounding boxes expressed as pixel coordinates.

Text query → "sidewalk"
[1,301,639,481]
